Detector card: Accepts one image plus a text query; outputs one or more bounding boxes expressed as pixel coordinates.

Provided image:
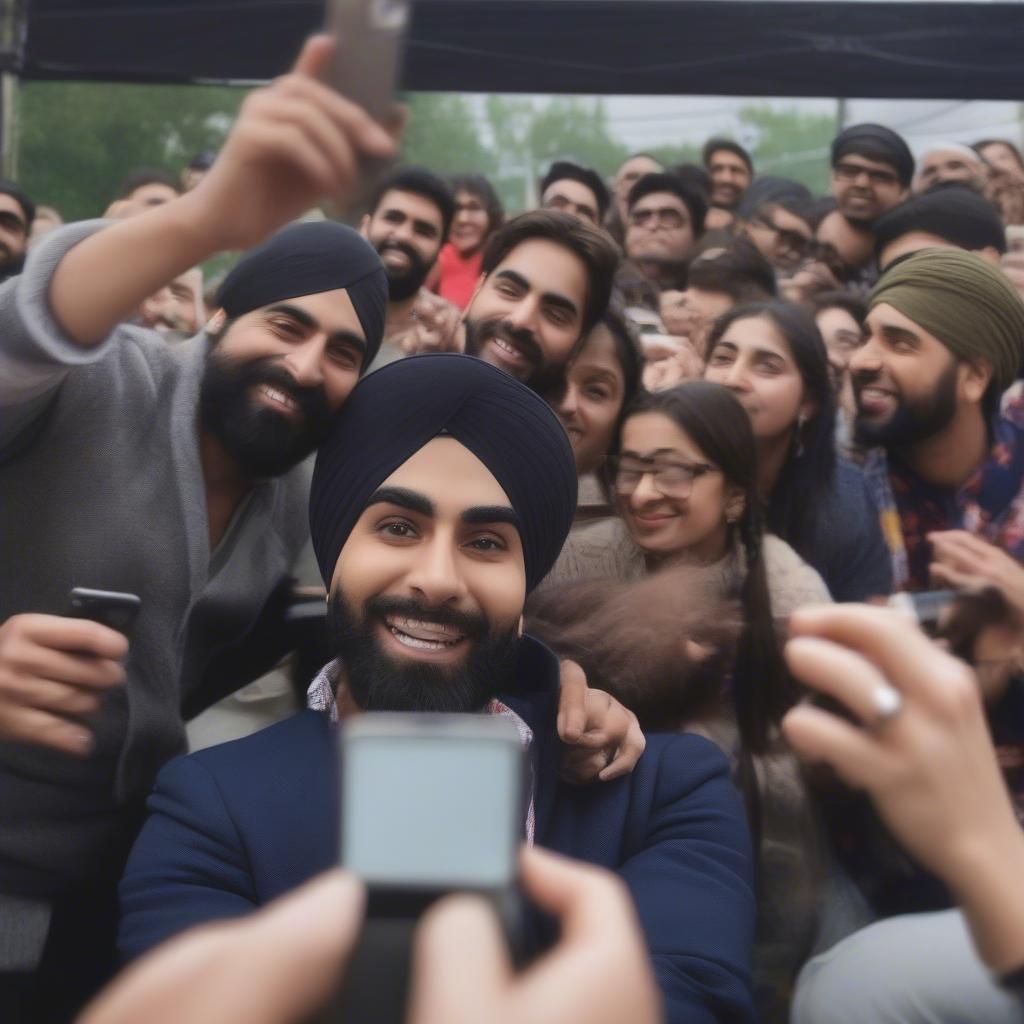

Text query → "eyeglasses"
[629,206,687,230]
[609,456,718,498]
[754,215,810,257]
[833,161,900,189]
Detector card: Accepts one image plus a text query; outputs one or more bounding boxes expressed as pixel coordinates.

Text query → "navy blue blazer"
[119,638,756,1023]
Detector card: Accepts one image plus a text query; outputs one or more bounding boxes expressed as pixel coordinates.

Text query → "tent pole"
[0,0,26,179]
[0,71,20,179]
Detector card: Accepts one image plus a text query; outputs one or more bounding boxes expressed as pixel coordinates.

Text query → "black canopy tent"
[13,0,1024,99]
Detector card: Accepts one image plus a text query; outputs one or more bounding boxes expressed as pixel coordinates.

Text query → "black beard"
[463,315,565,395]
[328,590,520,713]
[853,359,959,450]
[198,350,332,478]
[376,239,432,301]
[0,247,25,279]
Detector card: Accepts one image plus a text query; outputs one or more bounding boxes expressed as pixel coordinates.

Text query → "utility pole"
[0,0,26,179]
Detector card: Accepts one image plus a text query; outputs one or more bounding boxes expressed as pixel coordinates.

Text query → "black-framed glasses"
[833,161,900,188]
[609,455,718,498]
[629,206,686,230]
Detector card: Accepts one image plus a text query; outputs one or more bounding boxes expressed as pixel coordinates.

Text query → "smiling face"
[915,149,985,193]
[616,412,736,563]
[849,302,989,449]
[706,149,752,210]
[361,189,445,301]
[451,188,491,254]
[463,237,588,385]
[703,314,812,444]
[554,324,628,475]
[830,153,908,223]
[328,438,526,712]
[199,289,367,477]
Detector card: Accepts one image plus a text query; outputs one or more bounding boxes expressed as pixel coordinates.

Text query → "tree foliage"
[17,81,243,220]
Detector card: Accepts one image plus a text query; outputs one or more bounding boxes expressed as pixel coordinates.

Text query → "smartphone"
[324,0,410,124]
[325,714,526,1024]
[66,587,141,634]
[340,713,525,890]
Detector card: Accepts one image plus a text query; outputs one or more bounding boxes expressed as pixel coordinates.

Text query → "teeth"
[390,627,457,651]
[260,385,297,409]
[493,337,523,359]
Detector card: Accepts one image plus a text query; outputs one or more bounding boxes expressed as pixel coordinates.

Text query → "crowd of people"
[5,31,1024,1024]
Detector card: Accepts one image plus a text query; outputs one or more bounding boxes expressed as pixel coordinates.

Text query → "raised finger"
[275,66,395,158]
[410,895,510,1024]
[259,96,358,190]
[556,660,588,742]
[291,33,337,80]
[600,719,646,780]
[520,846,633,943]
[785,635,901,727]
[788,603,957,704]
[782,704,891,791]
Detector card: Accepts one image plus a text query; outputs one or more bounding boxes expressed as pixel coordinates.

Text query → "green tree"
[17,80,244,220]
[739,104,837,193]
[398,92,496,177]
[645,142,702,171]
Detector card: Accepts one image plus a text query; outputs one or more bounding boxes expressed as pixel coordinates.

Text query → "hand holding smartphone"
[319,713,528,1024]
[325,0,410,125]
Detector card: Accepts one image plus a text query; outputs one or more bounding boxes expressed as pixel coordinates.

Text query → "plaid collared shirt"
[307,658,536,843]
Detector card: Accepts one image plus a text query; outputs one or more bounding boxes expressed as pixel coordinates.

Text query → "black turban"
[832,124,915,188]
[216,220,388,367]
[310,354,578,592]
[874,185,1007,257]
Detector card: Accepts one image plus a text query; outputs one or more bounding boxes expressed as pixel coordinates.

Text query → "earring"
[795,412,808,458]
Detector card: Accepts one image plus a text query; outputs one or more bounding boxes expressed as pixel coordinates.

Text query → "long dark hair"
[706,301,837,564]
[448,173,505,238]
[617,381,794,754]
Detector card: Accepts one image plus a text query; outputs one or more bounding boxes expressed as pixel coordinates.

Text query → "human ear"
[961,359,993,405]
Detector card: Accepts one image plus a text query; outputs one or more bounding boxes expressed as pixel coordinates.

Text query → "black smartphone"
[324,0,410,123]
[66,587,141,634]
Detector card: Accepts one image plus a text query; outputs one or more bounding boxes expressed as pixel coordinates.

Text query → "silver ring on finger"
[868,683,903,730]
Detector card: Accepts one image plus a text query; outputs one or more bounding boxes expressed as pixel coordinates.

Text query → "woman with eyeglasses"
[540,381,831,1020]
[703,301,892,602]
[547,381,829,664]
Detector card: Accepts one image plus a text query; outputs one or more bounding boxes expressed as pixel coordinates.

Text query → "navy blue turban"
[216,220,388,367]
[310,354,578,592]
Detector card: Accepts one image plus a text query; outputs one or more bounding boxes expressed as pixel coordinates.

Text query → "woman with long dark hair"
[550,306,644,526]
[703,301,892,600]
[433,174,504,309]
[546,380,828,751]
[538,382,833,1019]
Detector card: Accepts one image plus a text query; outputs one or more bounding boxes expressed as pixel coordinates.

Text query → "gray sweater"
[0,222,310,906]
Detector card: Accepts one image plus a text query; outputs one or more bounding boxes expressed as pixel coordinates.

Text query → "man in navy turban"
[120,354,758,1024]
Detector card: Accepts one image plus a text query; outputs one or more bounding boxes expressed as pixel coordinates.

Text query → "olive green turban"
[869,248,1024,395]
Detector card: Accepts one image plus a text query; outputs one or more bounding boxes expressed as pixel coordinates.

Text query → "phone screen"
[341,726,522,889]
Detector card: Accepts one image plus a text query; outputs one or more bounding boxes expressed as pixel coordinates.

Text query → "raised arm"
[50,35,395,347]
